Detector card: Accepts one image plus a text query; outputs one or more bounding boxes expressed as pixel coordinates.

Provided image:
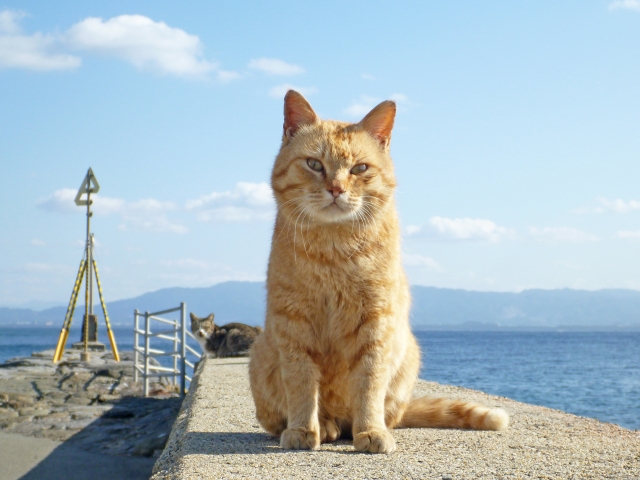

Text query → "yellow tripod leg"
[93,259,119,362]
[54,259,86,363]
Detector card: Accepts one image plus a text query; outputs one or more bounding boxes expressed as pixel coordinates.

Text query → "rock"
[0,348,183,455]
[103,408,136,419]
[18,407,50,417]
[0,407,18,419]
[132,433,169,457]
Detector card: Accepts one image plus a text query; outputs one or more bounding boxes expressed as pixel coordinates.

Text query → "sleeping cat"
[248,90,509,454]
[190,312,262,358]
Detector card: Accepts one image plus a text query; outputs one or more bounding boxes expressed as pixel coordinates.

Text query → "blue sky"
[1,1,639,308]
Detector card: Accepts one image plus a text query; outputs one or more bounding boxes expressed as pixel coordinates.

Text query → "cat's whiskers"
[277,199,306,244]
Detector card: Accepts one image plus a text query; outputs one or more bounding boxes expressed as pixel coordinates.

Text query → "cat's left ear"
[359,101,396,151]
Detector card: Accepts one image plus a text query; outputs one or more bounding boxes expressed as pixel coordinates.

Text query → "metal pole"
[173,316,178,387]
[133,310,139,382]
[82,190,91,361]
[93,255,119,361]
[53,258,86,363]
[180,302,187,397]
[144,311,150,397]
[88,234,93,318]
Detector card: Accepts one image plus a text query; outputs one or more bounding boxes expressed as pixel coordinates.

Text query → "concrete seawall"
[152,358,639,479]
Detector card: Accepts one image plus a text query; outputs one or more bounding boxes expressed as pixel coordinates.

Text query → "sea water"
[0,327,637,430]
[416,330,640,430]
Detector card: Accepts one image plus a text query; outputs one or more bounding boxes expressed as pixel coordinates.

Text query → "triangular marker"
[74,168,100,206]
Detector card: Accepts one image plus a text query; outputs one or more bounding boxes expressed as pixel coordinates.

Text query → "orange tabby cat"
[249,91,508,454]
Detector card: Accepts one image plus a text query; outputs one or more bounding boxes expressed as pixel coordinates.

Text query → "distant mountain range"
[1,281,639,330]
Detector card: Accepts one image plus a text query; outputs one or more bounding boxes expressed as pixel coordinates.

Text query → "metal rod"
[53,258,86,363]
[146,307,182,316]
[144,312,150,397]
[180,302,187,397]
[173,315,179,387]
[83,190,91,355]
[133,310,139,382]
[92,256,119,361]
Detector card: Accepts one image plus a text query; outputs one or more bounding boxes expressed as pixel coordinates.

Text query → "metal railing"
[133,303,201,397]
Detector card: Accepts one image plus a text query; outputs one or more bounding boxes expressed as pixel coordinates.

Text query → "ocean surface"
[0,327,638,430]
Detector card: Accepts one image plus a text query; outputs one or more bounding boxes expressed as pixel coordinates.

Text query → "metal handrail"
[132,303,201,397]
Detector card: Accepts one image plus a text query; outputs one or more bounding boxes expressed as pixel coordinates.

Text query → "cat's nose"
[327,186,344,198]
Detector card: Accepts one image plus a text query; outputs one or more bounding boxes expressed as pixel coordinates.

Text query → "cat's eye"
[351,164,368,174]
[306,158,324,172]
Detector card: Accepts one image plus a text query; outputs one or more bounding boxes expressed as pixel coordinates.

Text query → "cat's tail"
[398,397,509,431]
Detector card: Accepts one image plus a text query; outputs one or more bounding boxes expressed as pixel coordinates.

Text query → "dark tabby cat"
[190,312,262,358]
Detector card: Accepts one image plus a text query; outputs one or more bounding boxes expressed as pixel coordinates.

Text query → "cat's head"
[190,312,215,343]
[271,90,397,225]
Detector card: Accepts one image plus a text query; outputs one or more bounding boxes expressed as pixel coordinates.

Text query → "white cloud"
[186,182,275,222]
[37,189,187,234]
[407,216,512,242]
[389,93,409,103]
[248,57,304,76]
[528,227,598,243]
[268,83,318,98]
[217,69,242,82]
[361,73,375,81]
[0,9,24,34]
[617,230,640,240]
[594,197,640,213]
[24,262,73,273]
[403,254,444,272]
[66,14,219,79]
[343,95,380,118]
[609,0,640,11]
[0,10,81,71]
[343,93,409,118]
[30,239,45,247]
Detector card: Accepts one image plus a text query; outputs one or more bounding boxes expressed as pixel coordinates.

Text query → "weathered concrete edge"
[151,358,206,476]
[151,357,639,479]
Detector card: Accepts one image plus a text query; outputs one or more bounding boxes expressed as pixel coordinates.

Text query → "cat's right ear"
[190,312,197,322]
[283,90,319,142]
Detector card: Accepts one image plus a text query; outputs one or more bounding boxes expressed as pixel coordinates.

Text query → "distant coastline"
[2,281,640,330]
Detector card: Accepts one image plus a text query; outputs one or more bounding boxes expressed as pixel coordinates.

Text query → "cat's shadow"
[181,432,357,456]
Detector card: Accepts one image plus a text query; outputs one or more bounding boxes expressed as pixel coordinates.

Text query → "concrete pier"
[153,358,639,479]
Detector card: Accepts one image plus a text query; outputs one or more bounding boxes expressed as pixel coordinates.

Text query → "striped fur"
[249,91,508,454]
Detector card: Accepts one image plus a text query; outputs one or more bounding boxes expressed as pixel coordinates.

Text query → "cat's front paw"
[280,427,320,450]
[320,418,341,443]
[353,429,396,454]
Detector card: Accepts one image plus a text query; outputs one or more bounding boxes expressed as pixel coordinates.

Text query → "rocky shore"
[0,348,184,458]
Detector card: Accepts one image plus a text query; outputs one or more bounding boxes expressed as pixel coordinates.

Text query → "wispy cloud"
[24,262,73,274]
[186,182,275,222]
[37,188,187,234]
[343,95,380,118]
[528,227,598,243]
[406,217,512,242]
[343,93,410,118]
[609,0,640,11]
[361,73,375,80]
[617,230,640,240]
[248,57,304,76]
[403,253,444,272]
[268,83,318,98]
[0,10,81,71]
[594,197,640,213]
[30,239,45,247]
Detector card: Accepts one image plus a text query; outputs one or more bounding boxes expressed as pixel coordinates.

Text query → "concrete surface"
[153,357,639,479]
